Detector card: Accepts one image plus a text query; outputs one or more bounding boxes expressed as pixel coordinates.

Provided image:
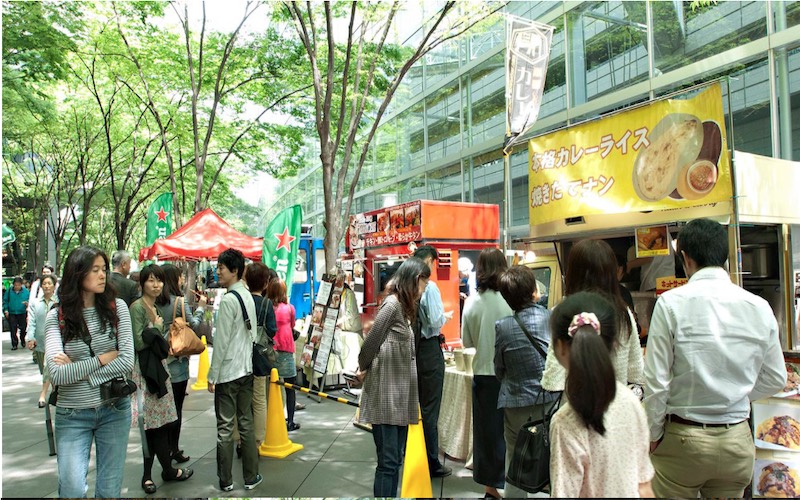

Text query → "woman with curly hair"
[46,246,134,498]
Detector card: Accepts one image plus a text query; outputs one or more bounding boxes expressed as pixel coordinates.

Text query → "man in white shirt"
[644,218,787,498]
[207,248,262,493]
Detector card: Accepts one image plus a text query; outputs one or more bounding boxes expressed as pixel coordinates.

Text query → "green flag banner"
[2,224,16,247]
[263,205,302,299]
[146,192,174,246]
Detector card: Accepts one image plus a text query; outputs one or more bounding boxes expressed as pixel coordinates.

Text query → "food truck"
[517,83,800,349]
[343,200,500,344]
[290,229,325,319]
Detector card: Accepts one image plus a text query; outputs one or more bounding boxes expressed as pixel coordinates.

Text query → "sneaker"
[244,474,263,490]
[219,481,234,492]
[431,465,452,477]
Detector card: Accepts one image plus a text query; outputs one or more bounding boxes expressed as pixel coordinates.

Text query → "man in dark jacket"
[110,250,140,306]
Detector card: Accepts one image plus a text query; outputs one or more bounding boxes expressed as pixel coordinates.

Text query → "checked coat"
[357,295,419,426]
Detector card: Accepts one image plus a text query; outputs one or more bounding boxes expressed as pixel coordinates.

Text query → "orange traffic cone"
[400,406,432,497]
[191,336,209,391]
[258,368,303,458]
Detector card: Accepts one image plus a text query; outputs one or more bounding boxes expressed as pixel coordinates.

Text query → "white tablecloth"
[438,366,473,463]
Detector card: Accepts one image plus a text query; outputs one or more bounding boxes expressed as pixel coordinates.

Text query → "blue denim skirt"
[275,351,296,379]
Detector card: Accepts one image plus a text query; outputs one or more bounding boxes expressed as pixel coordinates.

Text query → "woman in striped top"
[45,246,135,498]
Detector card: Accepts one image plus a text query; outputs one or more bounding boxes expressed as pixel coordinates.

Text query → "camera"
[99,376,137,401]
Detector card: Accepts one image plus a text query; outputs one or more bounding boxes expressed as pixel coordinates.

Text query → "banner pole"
[503,143,512,253]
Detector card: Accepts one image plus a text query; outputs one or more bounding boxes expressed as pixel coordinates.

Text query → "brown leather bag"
[169,297,205,357]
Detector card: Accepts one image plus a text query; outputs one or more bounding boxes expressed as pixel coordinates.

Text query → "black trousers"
[472,375,505,489]
[9,313,27,347]
[416,335,445,470]
[144,424,178,480]
[169,380,188,454]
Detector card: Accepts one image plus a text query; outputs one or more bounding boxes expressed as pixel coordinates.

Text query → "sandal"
[141,478,157,494]
[162,467,193,482]
[172,450,190,463]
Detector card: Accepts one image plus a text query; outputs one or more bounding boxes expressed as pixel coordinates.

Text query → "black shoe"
[287,422,301,432]
[244,473,263,490]
[172,450,190,463]
[431,465,452,478]
[162,467,193,482]
[11,346,17,351]
[141,478,157,494]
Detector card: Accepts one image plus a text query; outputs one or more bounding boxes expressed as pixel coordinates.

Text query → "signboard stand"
[300,274,345,402]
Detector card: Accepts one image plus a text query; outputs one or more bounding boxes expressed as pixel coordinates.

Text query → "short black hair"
[499,265,538,311]
[139,264,166,288]
[13,277,22,284]
[218,248,245,279]
[413,245,438,262]
[677,218,728,269]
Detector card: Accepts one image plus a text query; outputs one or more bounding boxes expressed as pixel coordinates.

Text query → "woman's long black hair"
[551,291,618,435]
[386,257,431,323]
[564,239,632,339]
[156,263,183,306]
[58,246,118,344]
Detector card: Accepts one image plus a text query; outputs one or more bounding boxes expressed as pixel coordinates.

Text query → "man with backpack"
[207,248,262,492]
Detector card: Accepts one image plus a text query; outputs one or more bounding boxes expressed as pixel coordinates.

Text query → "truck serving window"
[294,249,308,283]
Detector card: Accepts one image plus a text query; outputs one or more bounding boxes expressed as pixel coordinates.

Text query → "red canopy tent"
[139,208,262,261]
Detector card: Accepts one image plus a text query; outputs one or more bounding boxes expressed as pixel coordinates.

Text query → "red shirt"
[273,302,296,353]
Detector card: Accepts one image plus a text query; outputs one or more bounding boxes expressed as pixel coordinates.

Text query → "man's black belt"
[667,414,745,428]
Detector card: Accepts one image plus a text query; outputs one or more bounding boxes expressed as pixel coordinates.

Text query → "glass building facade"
[266,1,800,242]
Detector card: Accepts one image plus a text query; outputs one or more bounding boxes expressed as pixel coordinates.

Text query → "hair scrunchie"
[568,312,601,337]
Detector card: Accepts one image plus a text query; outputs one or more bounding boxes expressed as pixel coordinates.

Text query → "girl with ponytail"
[548,291,654,498]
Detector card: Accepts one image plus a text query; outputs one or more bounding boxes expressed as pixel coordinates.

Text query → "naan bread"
[635,118,701,201]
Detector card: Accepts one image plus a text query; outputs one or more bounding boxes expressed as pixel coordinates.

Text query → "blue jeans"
[372,424,408,497]
[55,397,131,498]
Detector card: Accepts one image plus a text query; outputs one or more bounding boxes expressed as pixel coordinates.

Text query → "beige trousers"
[651,420,753,498]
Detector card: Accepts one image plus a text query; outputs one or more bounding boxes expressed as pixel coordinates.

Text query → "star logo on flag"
[274,227,295,252]
[155,208,169,222]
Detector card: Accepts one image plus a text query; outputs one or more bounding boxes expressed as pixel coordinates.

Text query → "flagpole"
[502,138,512,253]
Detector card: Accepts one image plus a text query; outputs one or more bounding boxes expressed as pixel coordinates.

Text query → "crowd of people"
[5,246,302,497]
[4,216,790,498]
[355,218,787,498]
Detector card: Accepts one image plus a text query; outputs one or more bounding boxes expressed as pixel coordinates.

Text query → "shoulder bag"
[229,291,275,375]
[505,313,562,494]
[169,297,205,357]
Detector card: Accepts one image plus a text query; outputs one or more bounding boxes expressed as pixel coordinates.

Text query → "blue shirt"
[494,304,556,408]
[418,281,446,339]
[3,287,30,315]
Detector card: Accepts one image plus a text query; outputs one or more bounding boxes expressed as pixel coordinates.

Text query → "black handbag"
[505,314,562,493]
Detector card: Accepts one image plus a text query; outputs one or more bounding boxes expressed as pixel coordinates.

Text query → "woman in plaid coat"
[357,257,431,497]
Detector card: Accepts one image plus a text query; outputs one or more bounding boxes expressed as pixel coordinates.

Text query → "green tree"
[283,0,506,271]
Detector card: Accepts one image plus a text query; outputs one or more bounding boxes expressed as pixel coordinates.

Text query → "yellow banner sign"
[528,84,731,225]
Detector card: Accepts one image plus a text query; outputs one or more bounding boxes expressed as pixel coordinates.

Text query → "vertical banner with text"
[262,205,302,300]
[145,192,173,246]
[505,15,554,150]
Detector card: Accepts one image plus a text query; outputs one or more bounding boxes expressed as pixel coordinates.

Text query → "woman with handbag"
[357,257,430,497]
[156,263,207,464]
[27,273,58,407]
[548,291,654,497]
[541,239,644,394]
[130,265,192,494]
[244,262,277,447]
[461,248,513,499]
[495,265,559,497]
[267,279,300,431]
[45,246,134,498]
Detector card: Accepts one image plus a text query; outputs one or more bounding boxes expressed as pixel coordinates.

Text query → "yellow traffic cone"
[258,368,303,458]
[400,406,432,497]
[191,335,209,391]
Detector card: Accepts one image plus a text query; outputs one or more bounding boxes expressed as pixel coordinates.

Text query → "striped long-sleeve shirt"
[45,298,135,408]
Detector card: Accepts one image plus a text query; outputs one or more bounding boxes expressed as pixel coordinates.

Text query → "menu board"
[754,353,800,497]
[302,274,344,376]
[347,200,422,250]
